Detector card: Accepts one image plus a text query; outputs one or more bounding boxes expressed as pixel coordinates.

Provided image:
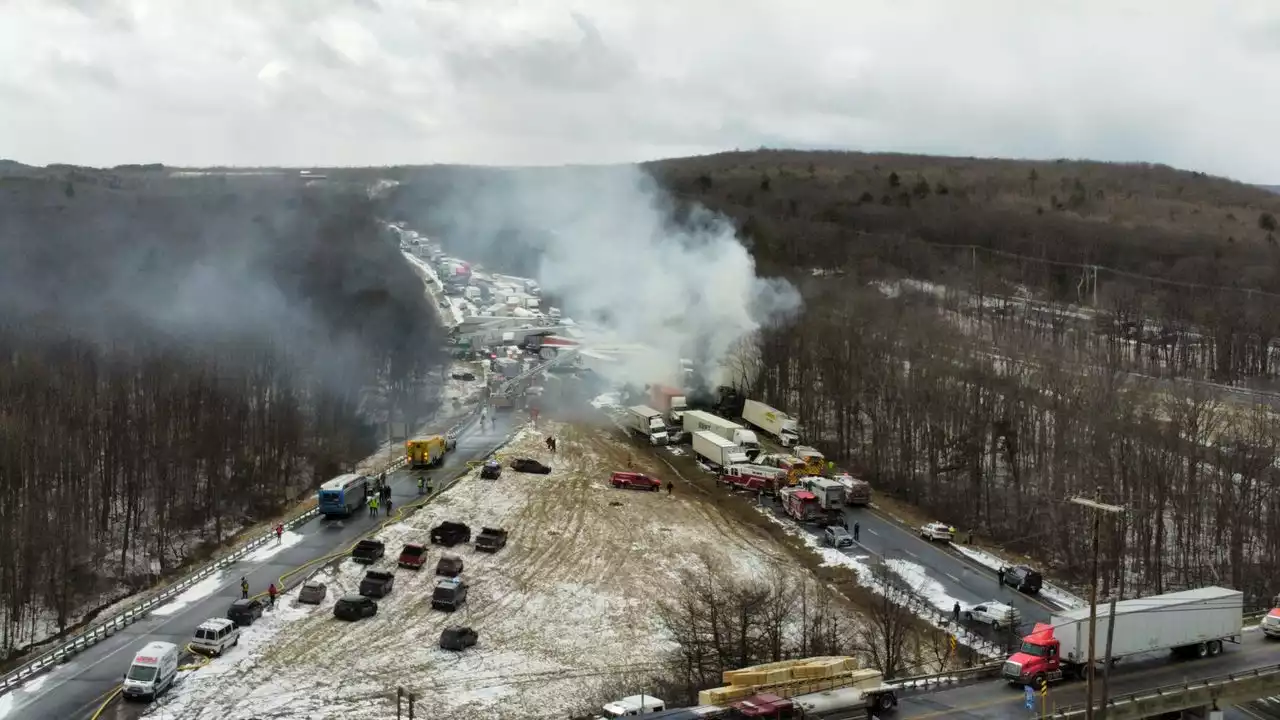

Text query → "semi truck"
[693,431,750,468]
[650,385,689,425]
[683,410,760,453]
[1002,586,1243,688]
[624,405,670,445]
[741,400,802,447]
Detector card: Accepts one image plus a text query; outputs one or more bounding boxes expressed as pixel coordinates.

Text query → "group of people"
[368,483,393,517]
[240,577,279,609]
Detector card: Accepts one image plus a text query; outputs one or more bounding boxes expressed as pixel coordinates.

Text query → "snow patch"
[151,573,226,617]
[951,544,1086,609]
[243,530,305,563]
[590,392,620,409]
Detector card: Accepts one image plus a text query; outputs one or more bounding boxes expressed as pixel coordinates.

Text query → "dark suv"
[1002,565,1043,594]
[334,594,378,621]
[226,598,265,627]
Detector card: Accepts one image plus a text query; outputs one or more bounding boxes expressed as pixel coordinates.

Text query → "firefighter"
[417,475,427,493]
[852,522,860,542]
[267,583,278,609]
[369,494,379,517]
[240,577,249,600]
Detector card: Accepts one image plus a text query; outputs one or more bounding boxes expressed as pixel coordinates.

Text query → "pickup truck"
[610,471,661,492]
[358,570,395,598]
[431,521,472,547]
[475,527,508,553]
[398,543,427,570]
[352,539,385,564]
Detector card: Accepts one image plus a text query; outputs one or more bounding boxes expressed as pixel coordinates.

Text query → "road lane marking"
[946,573,962,583]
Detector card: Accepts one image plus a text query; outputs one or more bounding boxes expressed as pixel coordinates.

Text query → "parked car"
[919,522,955,542]
[480,460,502,479]
[334,594,378,621]
[352,539,386,564]
[431,577,469,612]
[610,471,661,492]
[226,598,265,627]
[451,371,476,381]
[190,618,240,656]
[359,570,396,598]
[1001,564,1043,595]
[398,543,428,570]
[510,458,551,474]
[297,581,327,605]
[440,626,479,651]
[824,526,854,548]
[431,521,472,547]
[964,600,1021,630]
[436,553,464,578]
[476,527,508,553]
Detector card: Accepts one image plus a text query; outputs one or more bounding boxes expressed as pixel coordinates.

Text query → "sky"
[1,0,1279,182]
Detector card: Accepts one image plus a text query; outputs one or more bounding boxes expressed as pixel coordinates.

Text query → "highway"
[7,411,517,720]
[896,630,1280,719]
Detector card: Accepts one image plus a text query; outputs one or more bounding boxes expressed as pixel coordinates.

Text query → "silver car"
[824,526,854,548]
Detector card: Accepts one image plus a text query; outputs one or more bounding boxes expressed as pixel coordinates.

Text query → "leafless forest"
[651,151,1280,605]
[0,166,445,660]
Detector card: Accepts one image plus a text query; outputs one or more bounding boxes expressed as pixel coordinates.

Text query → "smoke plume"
[393,164,801,388]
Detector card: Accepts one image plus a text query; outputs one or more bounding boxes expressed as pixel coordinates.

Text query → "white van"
[121,641,180,700]
[191,617,241,656]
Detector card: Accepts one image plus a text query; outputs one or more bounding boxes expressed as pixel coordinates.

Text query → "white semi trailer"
[624,406,669,445]
[692,431,749,468]
[742,399,802,447]
[683,410,759,452]
[1003,586,1243,688]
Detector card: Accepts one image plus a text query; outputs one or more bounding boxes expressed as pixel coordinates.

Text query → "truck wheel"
[876,693,896,711]
[1195,642,1208,658]
[1032,674,1047,690]
[1208,640,1222,656]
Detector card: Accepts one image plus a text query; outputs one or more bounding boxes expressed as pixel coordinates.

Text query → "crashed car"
[479,460,501,480]
[509,458,551,474]
[823,526,854,548]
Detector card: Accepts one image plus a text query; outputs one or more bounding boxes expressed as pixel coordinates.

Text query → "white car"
[919,522,955,542]
[965,601,1020,630]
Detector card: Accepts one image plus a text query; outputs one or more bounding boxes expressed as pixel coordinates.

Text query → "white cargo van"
[121,640,180,700]
[191,617,241,656]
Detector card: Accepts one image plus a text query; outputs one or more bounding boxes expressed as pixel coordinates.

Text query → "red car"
[610,471,661,492]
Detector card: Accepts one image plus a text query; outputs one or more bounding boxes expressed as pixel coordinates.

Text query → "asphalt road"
[896,630,1280,719]
[9,411,516,720]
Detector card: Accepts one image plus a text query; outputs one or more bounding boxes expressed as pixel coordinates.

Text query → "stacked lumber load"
[697,657,880,705]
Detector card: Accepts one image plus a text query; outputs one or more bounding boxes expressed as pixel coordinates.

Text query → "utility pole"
[1070,489,1125,720]
[1098,507,1129,720]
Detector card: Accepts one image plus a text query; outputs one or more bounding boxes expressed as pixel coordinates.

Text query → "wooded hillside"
[0,168,446,661]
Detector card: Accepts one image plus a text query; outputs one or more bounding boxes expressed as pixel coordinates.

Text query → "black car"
[510,458,551,474]
[334,594,378,621]
[1002,564,1043,594]
[451,371,476,381]
[440,626,478,651]
[479,460,501,480]
[297,581,327,605]
[227,598,265,627]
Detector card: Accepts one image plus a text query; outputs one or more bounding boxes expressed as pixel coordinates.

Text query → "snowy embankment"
[144,423,799,720]
[755,509,1004,661]
[950,545,1086,610]
[400,251,462,327]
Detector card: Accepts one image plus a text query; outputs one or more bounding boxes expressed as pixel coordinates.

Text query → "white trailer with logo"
[683,410,760,452]
[742,399,802,447]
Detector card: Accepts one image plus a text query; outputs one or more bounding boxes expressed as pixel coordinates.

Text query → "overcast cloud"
[2,0,1278,181]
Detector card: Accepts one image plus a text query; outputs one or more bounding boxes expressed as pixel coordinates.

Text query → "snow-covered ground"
[755,509,1004,660]
[950,545,1086,610]
[144,422,805,720]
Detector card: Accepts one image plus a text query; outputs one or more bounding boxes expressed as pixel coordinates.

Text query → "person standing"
[268,583,278,609]
[274,524,283,544]
[852,522,860,542]
[952,601,961,623]
[240,577,249,600]
[385,498,393,517]
[666,481,674,495]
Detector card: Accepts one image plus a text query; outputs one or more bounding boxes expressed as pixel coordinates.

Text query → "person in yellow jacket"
[368,494,379,517]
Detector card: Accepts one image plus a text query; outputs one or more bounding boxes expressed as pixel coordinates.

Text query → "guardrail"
[0,409,479,699]
[891,662,1004,694]
[1051,662,1280,719]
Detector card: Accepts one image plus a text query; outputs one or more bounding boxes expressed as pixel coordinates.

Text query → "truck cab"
[1003,623,1064,687]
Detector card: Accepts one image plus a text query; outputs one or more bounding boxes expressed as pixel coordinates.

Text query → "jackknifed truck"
[1002,586,1243,689]
[741,399,802,447]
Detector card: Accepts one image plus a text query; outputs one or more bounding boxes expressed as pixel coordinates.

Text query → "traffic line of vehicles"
[317,433,456,519]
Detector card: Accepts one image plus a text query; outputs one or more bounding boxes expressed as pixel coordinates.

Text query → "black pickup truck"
[430,521,471,547]
[359,570,395,598]
[475,527,508,553]
[352,539,385,564]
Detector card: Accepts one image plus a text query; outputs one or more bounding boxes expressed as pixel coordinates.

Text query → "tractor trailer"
[683,410,760,452]
[741,399,802,447]
[1002,586,1243,688]
[693,431,749,468]
[624,405,670,445]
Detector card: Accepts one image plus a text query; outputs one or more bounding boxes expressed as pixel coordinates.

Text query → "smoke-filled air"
[392,164,801,388]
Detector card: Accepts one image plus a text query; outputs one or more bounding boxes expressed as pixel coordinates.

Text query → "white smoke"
[414,164,801,388]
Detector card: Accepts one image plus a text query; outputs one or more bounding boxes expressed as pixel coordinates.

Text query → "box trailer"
[624,405,670,445]
[683,410,759,452]
[742,399,802,447]
[1003,586,1243,687]
[693,431,749,468]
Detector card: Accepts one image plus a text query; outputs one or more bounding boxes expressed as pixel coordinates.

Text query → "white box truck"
[624,406,669,445]
[1003,586,1243,687]
[683,410,759,452]
[693,431,749,468]
[742,399,802,447]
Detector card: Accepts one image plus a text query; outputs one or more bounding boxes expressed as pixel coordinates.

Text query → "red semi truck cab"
[1003,623,1063,686]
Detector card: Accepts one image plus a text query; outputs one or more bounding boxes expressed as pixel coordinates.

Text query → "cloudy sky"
[1,0,1278,181]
